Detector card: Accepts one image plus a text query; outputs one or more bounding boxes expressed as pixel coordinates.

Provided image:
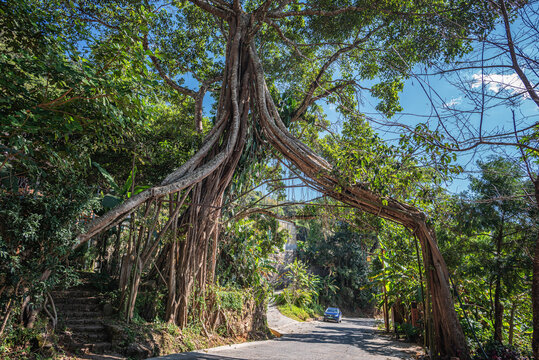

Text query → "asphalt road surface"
[149,317,421,360]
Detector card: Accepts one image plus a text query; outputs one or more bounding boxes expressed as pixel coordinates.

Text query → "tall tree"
[20,1,503,358]
[469,158,529,342]
[457,158,534,345]
[437,158,535,350]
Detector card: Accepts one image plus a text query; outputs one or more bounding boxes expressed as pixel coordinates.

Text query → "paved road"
[149,317,420,360]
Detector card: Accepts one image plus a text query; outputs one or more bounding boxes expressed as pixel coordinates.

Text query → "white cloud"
[471,72,529,98]
[444,97,462,108]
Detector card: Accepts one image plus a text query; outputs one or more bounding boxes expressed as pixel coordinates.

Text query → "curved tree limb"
[249,42,470,359]
[234,208,316,221]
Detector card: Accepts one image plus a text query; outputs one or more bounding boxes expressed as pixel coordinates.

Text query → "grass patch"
[277,304,311,322]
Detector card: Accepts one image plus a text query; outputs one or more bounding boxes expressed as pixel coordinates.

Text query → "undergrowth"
[277,304,319,322]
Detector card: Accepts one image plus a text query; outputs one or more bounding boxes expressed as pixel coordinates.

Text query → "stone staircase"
[53,287,113,354]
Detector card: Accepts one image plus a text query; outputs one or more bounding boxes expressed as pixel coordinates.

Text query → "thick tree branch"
[188,0,233,19]
[142,35,197,98]
[75,26,245,250]
[249,43,470,357]
[234,208,316,221]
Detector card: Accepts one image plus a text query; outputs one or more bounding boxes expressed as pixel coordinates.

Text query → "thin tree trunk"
[532,179,539,359]
[414,234,427,349]
[0,298,13,335]
[508,300,517,346]
[100,232,109,273]
[126,256,142,321]
[494,279,503,342]
[119,213,136,311]
[165,235,177,322]
[498,3,539,356]
[494,221,504,342]
[110,224,122,275]
[383,286,390,333]
[381,250,390,333]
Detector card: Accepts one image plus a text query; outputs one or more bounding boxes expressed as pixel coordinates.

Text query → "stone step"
[54,281,116,355]
[62,317,104,326]
[92,342,113,354]
[64,324,106,333]
[69,341,113,354]
[53,290,97,298]
[58,310,103,319]
[71,331,110,342]
[56,303,102,312]
[54,296,102,305]
[67,341,92,353]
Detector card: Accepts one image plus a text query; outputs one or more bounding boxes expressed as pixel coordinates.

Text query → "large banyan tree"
[64,0,498,358]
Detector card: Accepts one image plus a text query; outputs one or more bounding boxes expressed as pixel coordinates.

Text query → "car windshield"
[325,307,339,314]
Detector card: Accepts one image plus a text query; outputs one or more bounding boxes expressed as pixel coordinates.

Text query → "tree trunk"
[122,195,182,322]
[173,15,251,328]
[415,224,468,358]
[494,223,504,342]
[126,256,142,321]
[494,282,503,342]
[110,225,122,275]
[100,232,109,273]
[381,250,390,333]
[532,179,539,360]
[508,300,517,346]
[0,298,13,335]
[165,229,177,323]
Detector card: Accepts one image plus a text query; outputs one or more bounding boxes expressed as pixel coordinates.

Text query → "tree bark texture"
[168,15,252,327]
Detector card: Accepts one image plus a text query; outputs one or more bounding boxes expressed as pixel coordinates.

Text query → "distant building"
[277,219,297,250]
[266,220,298,287]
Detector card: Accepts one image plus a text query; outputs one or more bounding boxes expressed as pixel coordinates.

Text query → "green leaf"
[92,162,120,194]
[120,166,137,196]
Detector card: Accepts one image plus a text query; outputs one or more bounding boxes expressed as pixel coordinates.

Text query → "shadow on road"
[150,354,246,360]
[272,319,418,358]
[149,318,419,360]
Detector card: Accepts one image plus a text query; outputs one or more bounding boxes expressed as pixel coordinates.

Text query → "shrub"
[473,339,531,360]
[277,304,311,322]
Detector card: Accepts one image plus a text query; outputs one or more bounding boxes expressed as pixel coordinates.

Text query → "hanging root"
[43,292,57,329]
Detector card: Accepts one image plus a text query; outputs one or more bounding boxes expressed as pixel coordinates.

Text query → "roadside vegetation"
[274,259,324,321]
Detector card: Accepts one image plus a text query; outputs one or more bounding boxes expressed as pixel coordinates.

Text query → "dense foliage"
[298,220,372,312]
